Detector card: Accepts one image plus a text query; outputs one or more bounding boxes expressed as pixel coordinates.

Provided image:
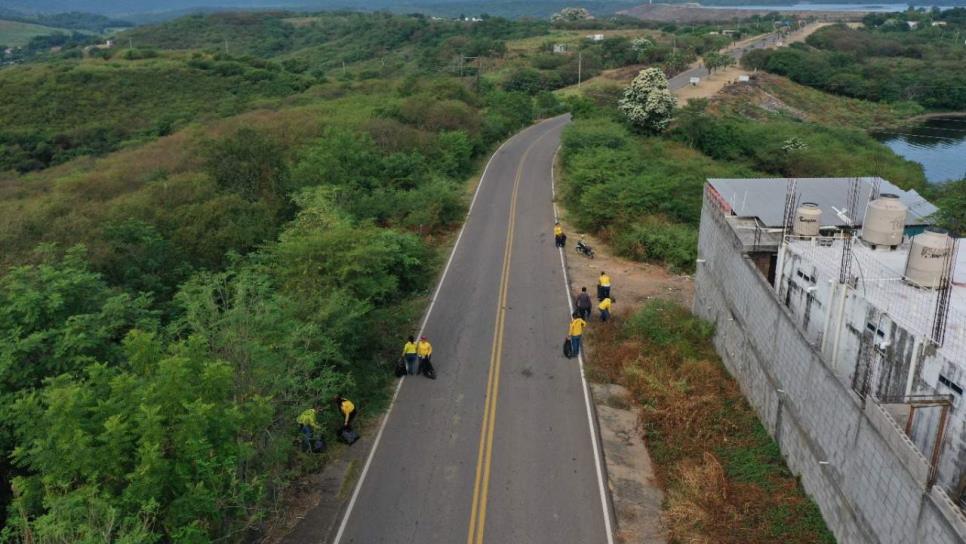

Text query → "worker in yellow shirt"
[599,297,613,322]
[297,406,322,452]
[554,221,566,248]
[334,395,357,430]
[597,271,611,301]
[402,335,418,375]
[417,336,433,375]
[568,311,587,357]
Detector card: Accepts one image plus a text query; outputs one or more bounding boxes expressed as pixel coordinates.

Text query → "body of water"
[874,117,966,183]
[711,3,947,11]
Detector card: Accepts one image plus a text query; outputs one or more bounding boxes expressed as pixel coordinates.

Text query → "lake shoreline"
[904,111,966,124]
[874,114,966,184]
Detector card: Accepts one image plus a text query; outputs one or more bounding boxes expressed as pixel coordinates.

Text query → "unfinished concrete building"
[694,177,966,543]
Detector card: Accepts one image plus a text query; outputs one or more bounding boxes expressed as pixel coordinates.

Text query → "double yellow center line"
[466,132,547,544]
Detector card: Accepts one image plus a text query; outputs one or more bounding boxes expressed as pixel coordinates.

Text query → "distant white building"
[932,21,948,27]
[907,20,920,29]
[587,34,604,42]
[553,43,567,54]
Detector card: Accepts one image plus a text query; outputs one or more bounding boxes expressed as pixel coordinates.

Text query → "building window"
[795,269,815,283]
[938,375,963,407]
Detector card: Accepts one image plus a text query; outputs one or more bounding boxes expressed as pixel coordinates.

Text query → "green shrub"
[622,299,714,359]
[612,218,698,273]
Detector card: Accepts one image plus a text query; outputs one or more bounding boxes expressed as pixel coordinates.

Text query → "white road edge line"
[331,124,527,544]
[551,143,616,544]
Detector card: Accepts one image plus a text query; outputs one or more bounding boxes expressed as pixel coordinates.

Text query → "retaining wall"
[692,196,966,544]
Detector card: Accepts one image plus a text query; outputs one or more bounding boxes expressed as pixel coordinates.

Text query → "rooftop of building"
[785,237,965,362]
[708,177,938,228]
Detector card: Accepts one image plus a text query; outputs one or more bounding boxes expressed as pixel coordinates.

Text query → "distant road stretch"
[669,31,784,90]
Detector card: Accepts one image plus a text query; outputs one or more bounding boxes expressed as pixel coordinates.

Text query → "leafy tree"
[631,37,654,53]
[661,51,690,76]
[704,51,735,73]
[100,219,186,299]
[928,179,966,235]
[203,128,291,207]
[551,7,593,23]
[503,68,546,94]
[0,247,157,397]
[618,68,677,133]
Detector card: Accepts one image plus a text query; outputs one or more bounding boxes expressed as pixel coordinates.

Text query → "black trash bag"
[394,358,407,378]
[563,337,573,359]
[421,359,437,380]
[312,437,327,453]
[339,427,360,445]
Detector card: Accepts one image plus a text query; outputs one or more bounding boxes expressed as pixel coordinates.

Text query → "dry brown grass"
[664,453,735,544]
[587,302,834,544]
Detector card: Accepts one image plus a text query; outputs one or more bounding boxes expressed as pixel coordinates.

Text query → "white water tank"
[905,228,953,288]
[793,203,822,237]
[861,193,907,248]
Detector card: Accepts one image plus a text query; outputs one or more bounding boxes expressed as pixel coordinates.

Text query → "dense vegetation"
[558,96,926,272]
[587,301,835,544]
[0,55,316,172]
[0,11,561,173]
[0,9,551,541]
[743,10,966,110]
[0,9,131,33]
[122,12,547,68]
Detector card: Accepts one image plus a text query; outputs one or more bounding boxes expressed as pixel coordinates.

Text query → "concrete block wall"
[693,196,966,544]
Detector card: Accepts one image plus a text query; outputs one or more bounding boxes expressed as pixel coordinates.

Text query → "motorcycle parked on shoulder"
[575,238,595,259]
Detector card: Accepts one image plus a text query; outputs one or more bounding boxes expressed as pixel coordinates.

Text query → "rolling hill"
[0,18,74,46]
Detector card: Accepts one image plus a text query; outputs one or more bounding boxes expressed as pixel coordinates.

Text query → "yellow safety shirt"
[297,408,320,430]
[340,400,355,426]
[569,318,587,337]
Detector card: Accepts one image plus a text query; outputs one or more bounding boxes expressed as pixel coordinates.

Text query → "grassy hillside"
[0,7,570,539]
[0,54,316,172]
[0,19,75,47]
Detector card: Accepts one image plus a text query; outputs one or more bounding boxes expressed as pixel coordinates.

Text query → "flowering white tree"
[551,7,593,22]
[631,37,654,53]
[618,67,677,133]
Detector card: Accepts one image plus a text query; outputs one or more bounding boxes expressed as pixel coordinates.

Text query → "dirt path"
[557,22,832,103]
[559,223,693,312]
[674,22,832,103]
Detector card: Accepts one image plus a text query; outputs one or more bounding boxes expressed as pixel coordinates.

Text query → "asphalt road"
[668,31,783,90]
[331,115,613,544]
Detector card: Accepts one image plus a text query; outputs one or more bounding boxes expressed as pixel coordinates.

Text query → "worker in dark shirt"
[575,286,592,320]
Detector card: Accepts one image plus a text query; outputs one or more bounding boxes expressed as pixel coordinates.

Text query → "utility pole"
[459,54,464,78]
[224,39,229,54]
[476,56,481,92]
[342,61,346,75]
[577,50,582,88]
